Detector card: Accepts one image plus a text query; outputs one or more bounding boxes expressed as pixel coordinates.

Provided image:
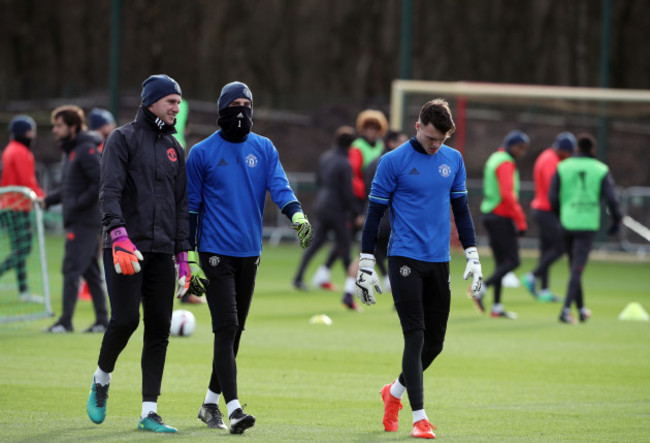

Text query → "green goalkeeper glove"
[291,212,313,249]
[188,251,209,297]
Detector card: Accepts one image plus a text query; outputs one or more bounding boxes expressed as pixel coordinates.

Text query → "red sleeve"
[494,162,527,231]
[348,148,366,199]
[21,152,44,197]
[2,144,44,197]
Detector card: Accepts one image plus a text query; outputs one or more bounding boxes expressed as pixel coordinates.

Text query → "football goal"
[0,186,53,324]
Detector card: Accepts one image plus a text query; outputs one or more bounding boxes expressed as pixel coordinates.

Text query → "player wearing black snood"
[187,81,313,434]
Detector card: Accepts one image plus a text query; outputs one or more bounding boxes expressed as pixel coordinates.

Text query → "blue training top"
[368,139,468,262]
[186,130,299,256]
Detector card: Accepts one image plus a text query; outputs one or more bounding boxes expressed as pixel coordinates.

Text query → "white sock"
[226,399,241,417]
[383,275,391,292]
[311,265,331,286]
[344,276,356,294]
[413,409,428,423]
[94,367,111,386]
[204,389,220,405]
[390,379,406,399]
[492,303,503,313]
[141,401,157,419]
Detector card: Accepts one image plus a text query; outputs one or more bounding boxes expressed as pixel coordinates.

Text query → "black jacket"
[313,145,357,218]
[100,106,190,254]
[45,131,102,228]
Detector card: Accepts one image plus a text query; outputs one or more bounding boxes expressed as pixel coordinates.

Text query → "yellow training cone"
[618,302,649,322]
[309,314,333,325]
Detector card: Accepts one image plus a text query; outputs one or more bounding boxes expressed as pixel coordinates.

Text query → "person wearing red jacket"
[521,132,576,302]
[473,130,529,319]
[0,115,45,301]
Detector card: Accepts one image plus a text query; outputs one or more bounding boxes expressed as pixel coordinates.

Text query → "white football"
[170,309,196,337]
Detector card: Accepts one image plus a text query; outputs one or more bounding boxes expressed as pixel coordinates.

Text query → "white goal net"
[0,186,52,324]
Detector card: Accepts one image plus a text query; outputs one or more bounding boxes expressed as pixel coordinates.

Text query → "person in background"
[521,132,576,302]
[0,115,45,301]
[349,109,389,203]
[363,129,408,292]
[87,108,116,155]
[43,105,108,334]
[187,81,312,434]
[338,109,389,309]
[293,125,357,292]
[473,130,529,319]
[549,133,622,324]
[86,74,191,433]
[354,98,483,439]
[79,108,115,302]
[172,99,189,149]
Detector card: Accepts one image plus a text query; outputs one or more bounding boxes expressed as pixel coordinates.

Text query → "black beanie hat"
[553,132,577,152]
[218,81,253,111]
[88,108,115,130]
[503,130,530,148]
[9,115,36,138]
[141,74,182,107]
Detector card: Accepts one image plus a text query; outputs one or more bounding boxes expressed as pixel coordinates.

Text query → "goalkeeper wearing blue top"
[186,81,312,435]
[355,99,482,439]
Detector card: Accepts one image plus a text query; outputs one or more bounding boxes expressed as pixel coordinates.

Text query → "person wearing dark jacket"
[43,105,108,334]
[86,74,191,433]
[549,133,622,324]
[293,126,357,292]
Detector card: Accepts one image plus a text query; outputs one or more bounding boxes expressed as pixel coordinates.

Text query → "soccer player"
[521,132,576,302]
[43,105,108,334]
[354,99,483,439]
[0,115,45,301]
[349,109,389,202]
[474,130,529,319]
[292,125,357,292]
[186,81,312,434]
[338,109,389,308]
[86,74,191,433]
[87,107,116,154]
[549,133,622,324]
[363,129,409,292]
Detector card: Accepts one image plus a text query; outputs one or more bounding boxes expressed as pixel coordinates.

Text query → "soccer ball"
[170,309,196,337]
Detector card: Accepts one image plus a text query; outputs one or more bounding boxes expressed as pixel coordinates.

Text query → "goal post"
[390,80,650,157]
[0,185,53,324]
[391,80,650,127]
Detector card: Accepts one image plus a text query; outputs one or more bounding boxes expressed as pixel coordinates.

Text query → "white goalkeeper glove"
[463,247,483,297]
[354,253,383,305]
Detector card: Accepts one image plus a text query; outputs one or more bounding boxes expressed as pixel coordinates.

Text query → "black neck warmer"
[14,136,32,149]
[218,106,253,143]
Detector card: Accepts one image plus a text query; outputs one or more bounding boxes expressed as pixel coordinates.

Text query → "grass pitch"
[1,235,649,442]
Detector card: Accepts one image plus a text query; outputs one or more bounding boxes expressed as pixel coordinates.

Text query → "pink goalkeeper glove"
[175,251,190,298]
[110,227,143,275]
